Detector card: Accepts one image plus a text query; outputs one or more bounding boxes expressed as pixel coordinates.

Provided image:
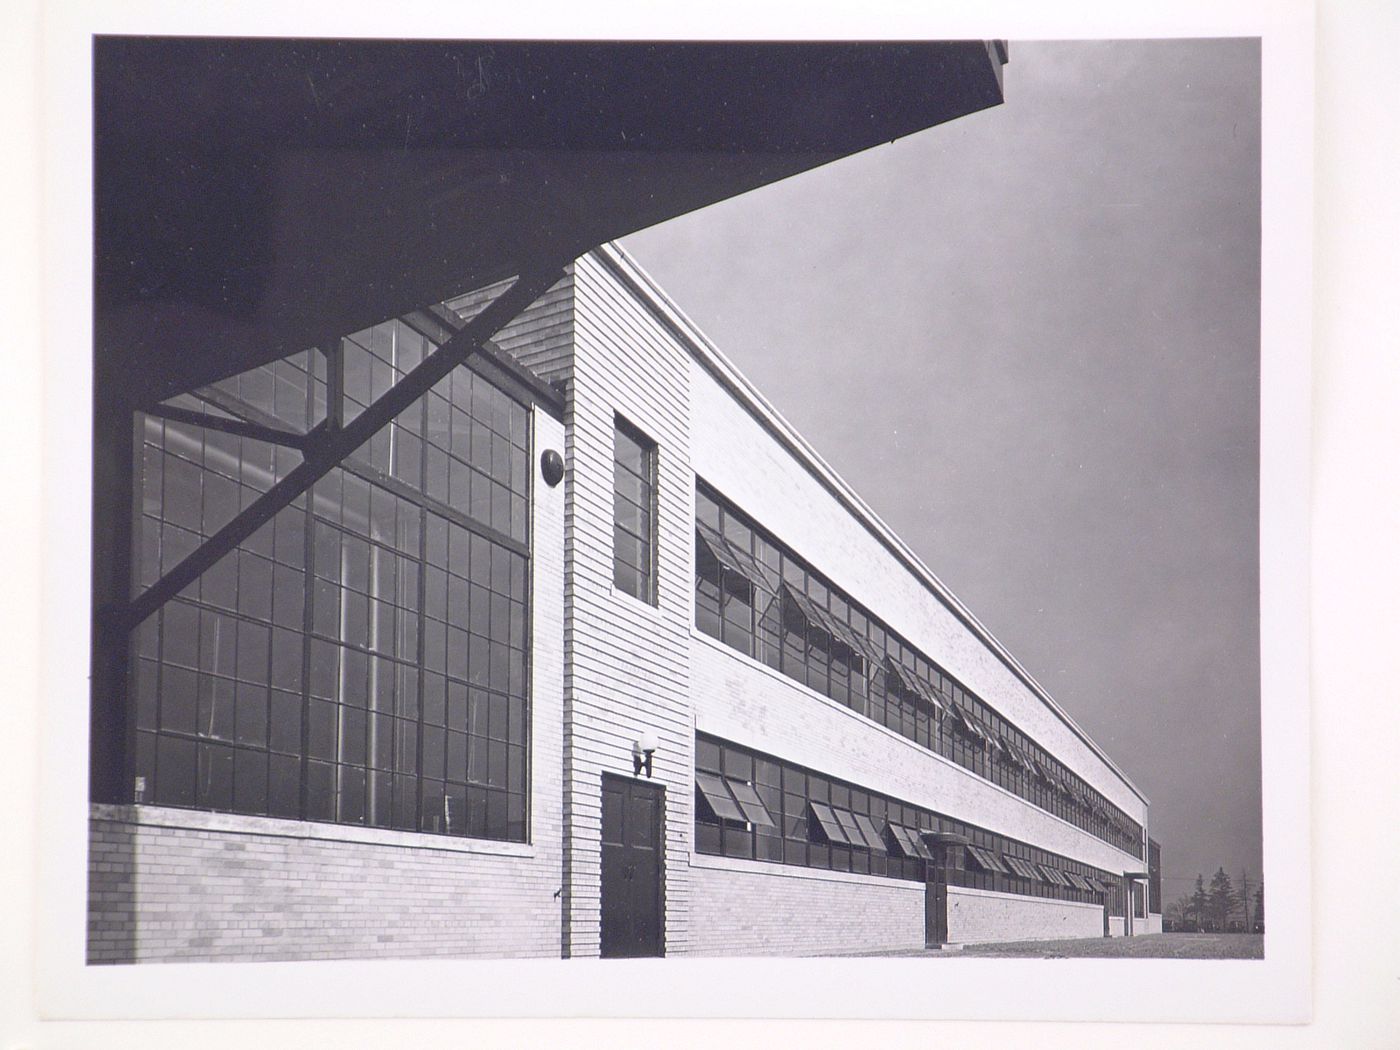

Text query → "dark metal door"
[600,775,665,958]
[925,873,948,946]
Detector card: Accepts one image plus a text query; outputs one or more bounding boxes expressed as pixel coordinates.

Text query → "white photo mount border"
[31,0,1312,1026]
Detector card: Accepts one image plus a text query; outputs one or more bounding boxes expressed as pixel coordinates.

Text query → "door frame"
[599,772,667,959]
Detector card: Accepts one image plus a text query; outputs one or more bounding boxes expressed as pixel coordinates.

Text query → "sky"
[622,38,1262,907]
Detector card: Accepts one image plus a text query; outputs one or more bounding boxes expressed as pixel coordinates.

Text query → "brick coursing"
[685,863,924,956]
[946,886,1103,944]
[87,815,561,963]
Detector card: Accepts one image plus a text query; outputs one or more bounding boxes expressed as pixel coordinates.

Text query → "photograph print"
[85,33,1267,982]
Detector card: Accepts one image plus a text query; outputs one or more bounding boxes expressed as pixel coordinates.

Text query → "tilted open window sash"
[808,801,852,845]
[696,520,780,598]
[1004,856,1042,880]
[697,770,775,827]
[695,771,748,823]
[725,777,777,827]
[851,812,889,854]
[1064,871,1097,892]
[885,659,945,714]
[1038,864,1072,888]
[885,823,933,860]
[966,845,1013,876]
[1011,742,1037,774]
[782,583,884,671]
[947,703,986,746]
[833,807,867,848]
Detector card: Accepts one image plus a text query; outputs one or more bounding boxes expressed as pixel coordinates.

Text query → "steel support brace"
[145,402,312,449]
[121,265,564,631]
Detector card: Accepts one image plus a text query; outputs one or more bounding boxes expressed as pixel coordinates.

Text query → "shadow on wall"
[88,818,139,964]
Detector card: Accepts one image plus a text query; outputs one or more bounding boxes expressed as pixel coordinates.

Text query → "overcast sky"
[622,38,1262,905]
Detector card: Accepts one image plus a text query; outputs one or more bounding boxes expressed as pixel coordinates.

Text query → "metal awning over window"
[885,660,945,713]
[696,520,780,596]
[1003,856,1042,880]
[886,823,933,860]
[1002,739,1032,771]
[696,771,775,826]
[999,737,1031,772]
[1064,871,1097,892]
[782,584,885,667]
[966,845,1012,876]
[809,802,885,851]
[851,812,889,854]
[1038,864,1072,888]
[808,801,852,845]
[947,703,987,745]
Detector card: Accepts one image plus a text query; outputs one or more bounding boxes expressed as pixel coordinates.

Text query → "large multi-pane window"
[130,315,532,842]
[695,735,1114,905]
[695,481,1144,858]
[613,416,657,603]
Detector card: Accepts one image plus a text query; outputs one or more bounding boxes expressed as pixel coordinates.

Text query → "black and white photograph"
[84,34,1259,965]
[13,0,1392,1044]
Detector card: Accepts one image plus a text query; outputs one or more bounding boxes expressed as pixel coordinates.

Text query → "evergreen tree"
[1168,894,1193,931]
[1209,867,1238,930]
[1190,874,1210,932]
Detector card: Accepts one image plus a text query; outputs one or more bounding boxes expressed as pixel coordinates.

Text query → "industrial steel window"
[967,845,1012,876]
[693,734,1117,901]
[692,481,1145,859]
[613,416,657,604]
[130,319,532,842]
[1004,855,1042,880]
[695,770,775,827]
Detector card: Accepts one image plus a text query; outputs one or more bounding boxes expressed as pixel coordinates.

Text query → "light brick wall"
[946,885,1103,944]
[686,856,924,956]
[88,402,568,964]
[87,810,561,963]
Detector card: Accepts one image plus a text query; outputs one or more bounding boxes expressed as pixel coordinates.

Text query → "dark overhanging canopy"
[89,36,1009,803]
[94,37,1008,408]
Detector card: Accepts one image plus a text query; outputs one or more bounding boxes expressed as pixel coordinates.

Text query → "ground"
[839,933,1264,960]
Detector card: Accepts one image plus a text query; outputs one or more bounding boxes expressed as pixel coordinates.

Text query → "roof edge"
[590,240,1150,808]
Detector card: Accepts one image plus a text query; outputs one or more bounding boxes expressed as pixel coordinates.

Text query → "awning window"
[696,521,780,596]
[1038,864,1072,888]
[1004,856,1041,880]
[725,777,777,828]
[947,704,987,746]
[833,807,868,848]
[851,812,889,854]
[783,583,885,668]
[1064,871,1096,892]
[885,660,945,713]
[885,823,933,860]
[966,845,1012,876]
[808,801,852,845]
[696,771,775,826]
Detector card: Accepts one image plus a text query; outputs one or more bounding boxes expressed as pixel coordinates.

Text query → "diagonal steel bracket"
[120,265,565,631]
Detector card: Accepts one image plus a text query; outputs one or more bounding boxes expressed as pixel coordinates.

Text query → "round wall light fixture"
[540,449,564,487]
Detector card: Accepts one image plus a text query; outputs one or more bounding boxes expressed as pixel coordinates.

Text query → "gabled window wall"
[694,481,1143,859]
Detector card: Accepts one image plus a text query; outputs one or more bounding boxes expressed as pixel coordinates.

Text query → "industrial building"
[87,36,1161,963]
